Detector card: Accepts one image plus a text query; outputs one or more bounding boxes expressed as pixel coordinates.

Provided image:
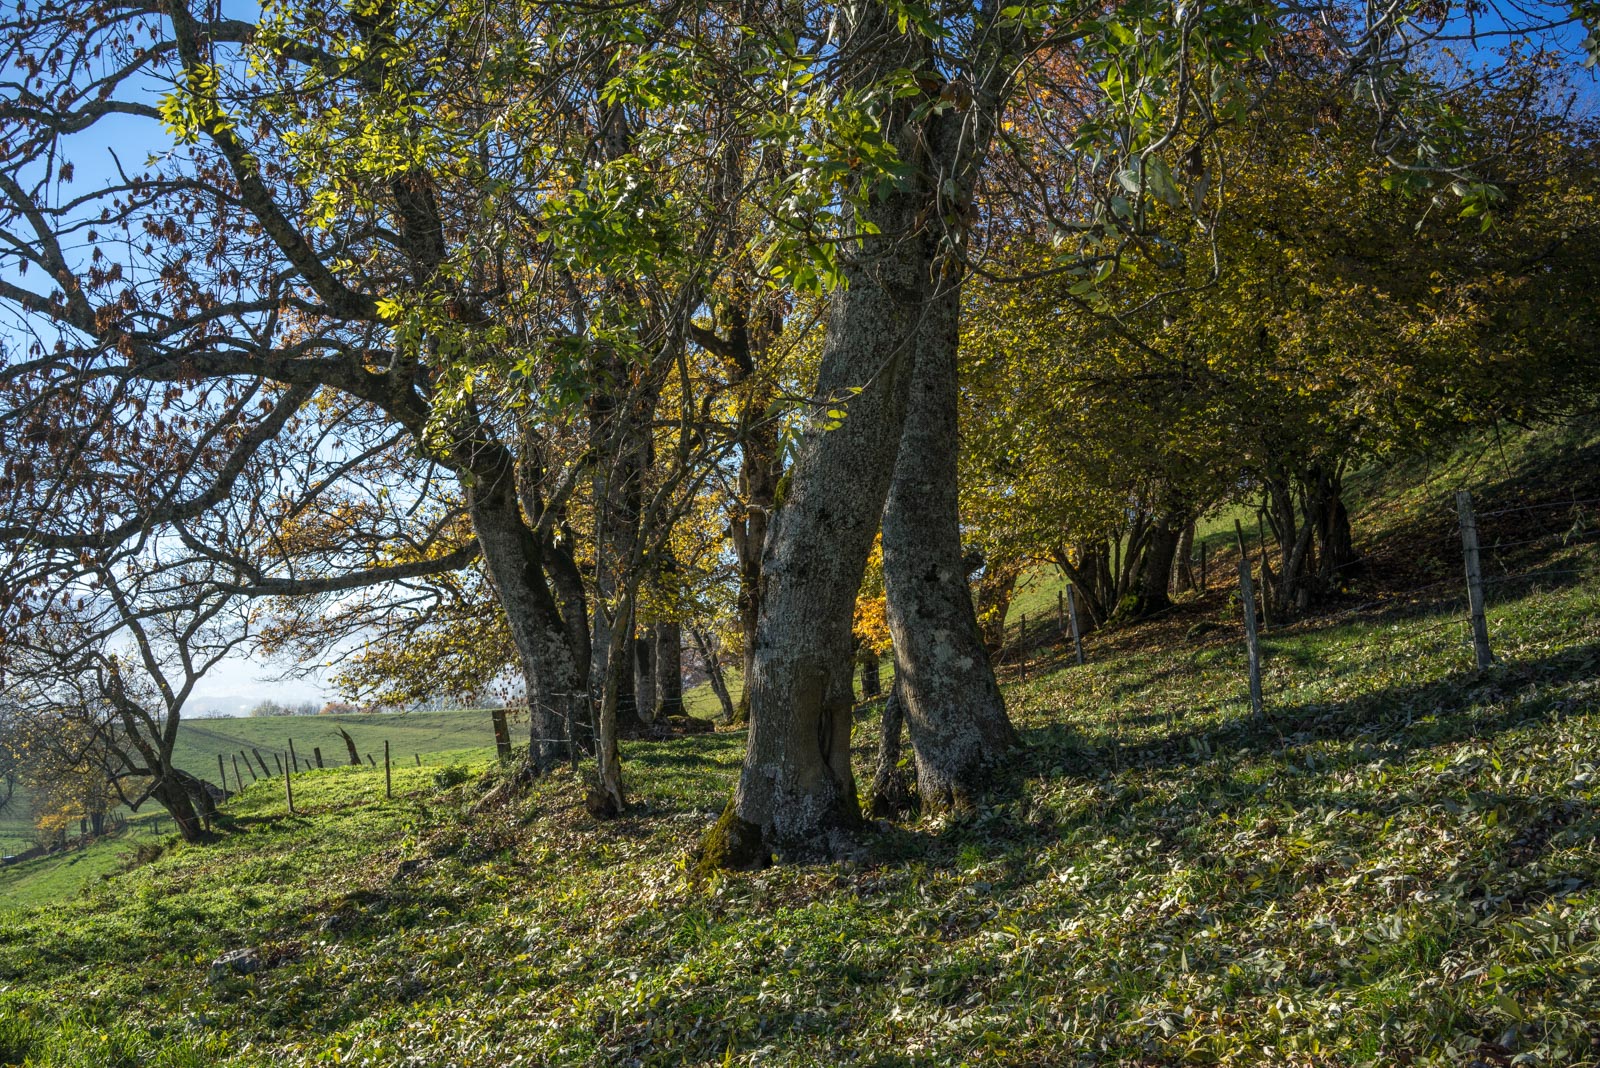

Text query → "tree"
[0,0,749,794]
[1,557,253,842]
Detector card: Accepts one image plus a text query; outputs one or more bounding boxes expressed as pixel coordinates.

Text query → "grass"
[0,708,502,858]
[1,423,1597,1066]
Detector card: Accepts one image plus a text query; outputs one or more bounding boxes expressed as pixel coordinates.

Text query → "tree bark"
[730,387,780,728]
[464,456,582,772]
[337,728,362,767]
[1127,508,1184,619]
[857,649,882,700]
[655,620,684,719]
[1174,520,1196,593]
[868,677,913,817]
[699,176,928,867]
[881,281,1017,812]
[633,624,658,727]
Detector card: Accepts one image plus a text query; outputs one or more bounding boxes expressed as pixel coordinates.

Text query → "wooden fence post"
[252,749,271,777]
[384,740,392,800]
[366,753,375,767]
[1235,520,1265,719]
[288,738,299,774]
[233,755,244,792]
[283,754,295,815]
[415,753,421,767]
[1259,561,1272,631]
[491,707,512,760]
[1066,584,1085,666]
[1456,490,1495,669]
[1019,613,1028,681]
[313,747,324,769]
[218,754,229,798]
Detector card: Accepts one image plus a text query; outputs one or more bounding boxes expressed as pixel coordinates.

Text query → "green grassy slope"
[0,423,1596,1066]
[1,709,502,891]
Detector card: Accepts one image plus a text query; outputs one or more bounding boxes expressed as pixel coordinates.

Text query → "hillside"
[0,424,1597,1066]
[1,709,502,858]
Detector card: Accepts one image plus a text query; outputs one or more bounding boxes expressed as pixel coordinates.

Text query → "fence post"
[1456,490,1495,669]
[491,707,512,761]
[1066,584,1085,666]
[283,754,295,815]
[289,738,299,774]
[218,753,229,798]
[1235,520,1265,719]
[272,753,283,776]
[366,753,375,767]
[1019,613,1028,681]
[233,755,244,792]
[415,753,421,767]
[1259,561,1272,631]
[313,747,324,769]
[252,748,271,777]
[384,741,392,800]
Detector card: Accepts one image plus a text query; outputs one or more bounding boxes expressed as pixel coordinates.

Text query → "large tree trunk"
[147,768,216,843]
[699,188,927,868]
[881,282,1017,812]
[699,0,1015,868]
[730,398,779,728]
[1126,508,1184,619]
[465,459,581,772]
[655,620,684,719]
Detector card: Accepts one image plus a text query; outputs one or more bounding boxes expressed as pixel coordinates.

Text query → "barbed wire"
[1477,496,1600,518]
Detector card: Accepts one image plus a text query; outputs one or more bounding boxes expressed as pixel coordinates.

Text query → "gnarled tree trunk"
[881,282,1016,812]
[464,456,583,772]
[698,186,926,868]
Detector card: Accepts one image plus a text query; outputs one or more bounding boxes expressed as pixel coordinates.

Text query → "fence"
[202,705,527,818]
[996,489,1599,715]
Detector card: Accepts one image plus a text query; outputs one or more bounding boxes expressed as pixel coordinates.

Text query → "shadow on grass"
[865,639,1599,888]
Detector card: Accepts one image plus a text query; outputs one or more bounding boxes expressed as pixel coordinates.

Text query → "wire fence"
[996,489,1599,711]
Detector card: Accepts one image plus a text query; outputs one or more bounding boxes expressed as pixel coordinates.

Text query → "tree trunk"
[699,185,927,868]
[633,625,658,727]
[1320,491,1358,583]
[591,592,634,817]
[690,627,737,724]
[881,280,1017,812]
[655,620,684,719]
[731,400,779,728]
[543,530,594,750]
[1127,509,1184,619]
[337,728,362,767]
[148,770,209,843]
[1174,520,1196,593]
[868,677,913,817]
[464,459,582,772]
[857,650,881,700]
